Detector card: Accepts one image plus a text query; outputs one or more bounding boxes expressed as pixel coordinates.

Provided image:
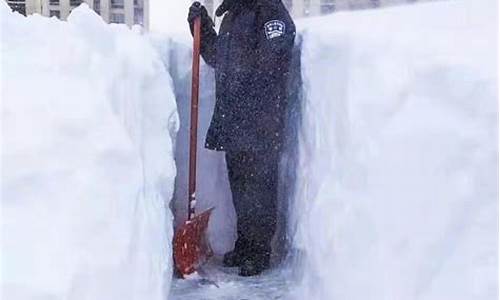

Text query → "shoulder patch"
[264,20,286,40]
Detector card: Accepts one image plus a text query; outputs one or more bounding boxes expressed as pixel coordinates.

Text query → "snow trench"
[161,34,302,263]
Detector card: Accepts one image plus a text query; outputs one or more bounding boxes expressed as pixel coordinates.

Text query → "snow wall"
[1,3,178,300]
[291,0,498,299]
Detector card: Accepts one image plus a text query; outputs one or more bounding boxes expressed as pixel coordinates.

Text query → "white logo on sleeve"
[264,20,286,39]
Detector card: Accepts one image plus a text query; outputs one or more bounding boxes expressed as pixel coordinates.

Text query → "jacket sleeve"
[200,23,218,68]
[253,4,296,101]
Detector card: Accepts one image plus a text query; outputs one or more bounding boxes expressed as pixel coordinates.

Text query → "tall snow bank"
[1,3,178,299]
[292,0,498,299]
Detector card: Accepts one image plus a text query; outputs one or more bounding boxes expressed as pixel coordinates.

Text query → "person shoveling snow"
[186,0,296,276]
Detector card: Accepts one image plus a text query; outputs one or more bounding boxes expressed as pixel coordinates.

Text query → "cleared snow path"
[169,259,294,300]
[162,27,300,300]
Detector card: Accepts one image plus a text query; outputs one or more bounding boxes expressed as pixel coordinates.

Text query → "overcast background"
[150,0,191,34]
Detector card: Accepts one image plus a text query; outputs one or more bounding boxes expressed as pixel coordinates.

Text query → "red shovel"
[173,17,215,277]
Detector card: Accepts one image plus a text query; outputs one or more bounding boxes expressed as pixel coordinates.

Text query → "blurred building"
[5,0,434,31]
[204,0,428,19]
[5,0,148,28]
[284,0,427,17]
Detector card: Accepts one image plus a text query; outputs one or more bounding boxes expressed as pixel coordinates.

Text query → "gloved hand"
[187,1,213,35]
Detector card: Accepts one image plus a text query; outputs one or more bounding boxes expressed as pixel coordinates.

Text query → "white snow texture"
[1,3,178,300]
[291,0,498,299]
[1,0,497,299]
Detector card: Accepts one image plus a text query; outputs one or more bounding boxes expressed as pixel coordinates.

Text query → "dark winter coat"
[199,0,296,152]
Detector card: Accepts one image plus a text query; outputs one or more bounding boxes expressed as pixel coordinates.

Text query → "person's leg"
[225,150,280,275]
[238,150,279,275]
[224,151,251,266]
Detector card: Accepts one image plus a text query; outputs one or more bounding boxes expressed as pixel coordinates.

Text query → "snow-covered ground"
[169,258,296,300]
[291,0,498,299]
[1,3,178,299]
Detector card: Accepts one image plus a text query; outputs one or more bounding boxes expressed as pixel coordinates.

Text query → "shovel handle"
[188,17,201,221]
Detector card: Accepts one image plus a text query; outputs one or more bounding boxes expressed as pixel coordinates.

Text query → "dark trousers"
[225,150,279,264]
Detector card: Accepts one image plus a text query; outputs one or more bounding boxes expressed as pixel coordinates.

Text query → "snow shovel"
[173,16,215,277]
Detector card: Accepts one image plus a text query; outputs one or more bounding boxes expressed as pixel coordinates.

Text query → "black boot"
[223,250,244,267]
[239,248,270,277]
[239,257,270,277]
[224,236,250,267]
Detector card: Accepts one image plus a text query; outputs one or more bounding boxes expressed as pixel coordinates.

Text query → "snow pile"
[1,3,178,300]
[292,0,498,299]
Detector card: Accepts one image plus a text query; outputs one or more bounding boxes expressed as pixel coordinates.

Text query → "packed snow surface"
[1,3,178,300]
[291,0,498,299]
[169,259,295,300]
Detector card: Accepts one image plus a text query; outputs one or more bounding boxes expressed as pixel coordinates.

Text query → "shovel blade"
[173,207,214,276]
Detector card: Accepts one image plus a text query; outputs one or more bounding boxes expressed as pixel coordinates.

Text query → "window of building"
[49,0,59,5]
[49,10,60,17]
[111,0,124,9]
[320,0,335,14]
[134,8,143,25]
[110,13,125,23]
[70,0,82,6]
[93,0,100,13]
[7,0,26,16]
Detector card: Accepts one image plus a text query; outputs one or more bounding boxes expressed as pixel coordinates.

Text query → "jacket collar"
[215,0,256,17]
